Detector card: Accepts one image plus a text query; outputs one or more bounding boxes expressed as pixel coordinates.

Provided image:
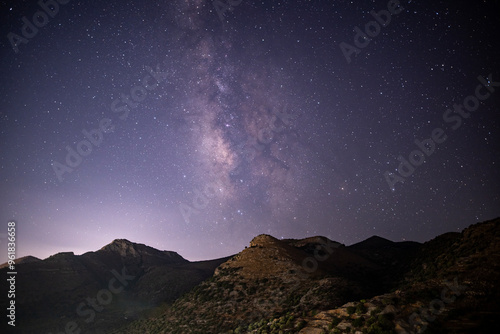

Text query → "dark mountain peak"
[368,235,388,240]
[0,255,41,269]
[98,238,187,264]
[47,251,75,259]
[285,235,343,248]
[100,238,140,257]
[104,238,135,248]
[365,235,392,243]
[17,255,41,264]
[349,235,394,249]
[110,238,134,245]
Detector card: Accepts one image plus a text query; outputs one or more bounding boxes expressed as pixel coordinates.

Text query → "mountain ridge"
[2,218,499,333]
[0,238,230,333]
[111,218,500,334]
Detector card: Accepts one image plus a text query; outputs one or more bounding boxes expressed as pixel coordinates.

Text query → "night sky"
[1,0,499,263]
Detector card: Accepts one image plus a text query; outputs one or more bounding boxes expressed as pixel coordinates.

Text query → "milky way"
[1,0,499,261]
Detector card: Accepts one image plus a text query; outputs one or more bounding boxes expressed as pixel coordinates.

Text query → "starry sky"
[1,0,499,263]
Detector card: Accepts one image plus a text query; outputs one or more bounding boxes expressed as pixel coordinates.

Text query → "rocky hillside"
[110,233,422,333]
[110,218,499,334]
[3,218,498,334]
[286,218,500,334]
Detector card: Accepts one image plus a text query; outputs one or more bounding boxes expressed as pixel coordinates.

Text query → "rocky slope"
[3,218,498,334]
[110,233,422,333]
[111,218,499,334]
[286,218,500,334]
